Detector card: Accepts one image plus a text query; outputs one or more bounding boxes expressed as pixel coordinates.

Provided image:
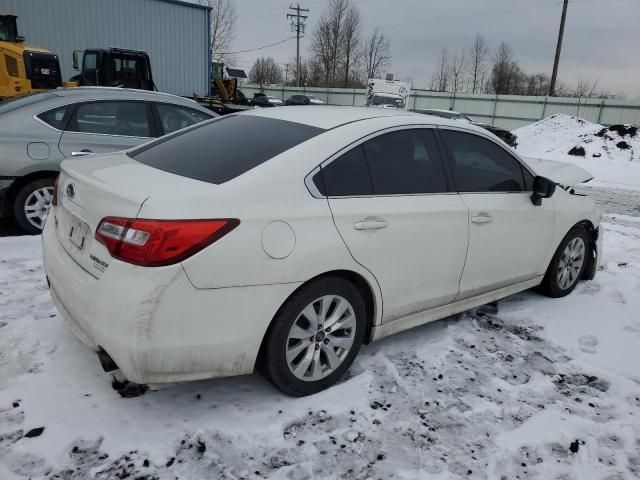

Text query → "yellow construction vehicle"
[0,14,62,99]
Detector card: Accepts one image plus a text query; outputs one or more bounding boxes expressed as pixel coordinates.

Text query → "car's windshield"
[110,53,150,80]
[371,95,402,106]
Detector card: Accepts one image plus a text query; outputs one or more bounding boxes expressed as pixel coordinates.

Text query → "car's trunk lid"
[54,153,215,278]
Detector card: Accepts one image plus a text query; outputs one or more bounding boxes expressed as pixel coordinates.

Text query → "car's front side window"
[440,129,531,192]
[155,103,211,135]
[71,101,151,137]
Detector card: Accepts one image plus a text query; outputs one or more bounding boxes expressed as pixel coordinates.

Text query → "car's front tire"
[259,277,367,396]
[13,178,55,235]
[540,226,590,298]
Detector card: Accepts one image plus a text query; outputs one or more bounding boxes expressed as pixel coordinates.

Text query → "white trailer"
[365,79,412,110]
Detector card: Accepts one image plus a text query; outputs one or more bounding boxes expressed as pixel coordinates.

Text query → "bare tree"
[248,57,283,85]
[311,15,334,85]
[450,49,466,93]
[328,0,349,84]
[199,0,237,64]
[524,73,550,96]
[364,28,391,79]
[489,42,524,94]
[574,78,598,98]
[430,47,450,92]
[340,3,361,86]
[310,0,351,86]
[468,33,487,93]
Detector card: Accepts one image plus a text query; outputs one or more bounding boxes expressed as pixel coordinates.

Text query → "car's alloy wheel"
[540,226,590,298]
[13,178,56,235]
[285,295,356,381]
[259,277,366,396]
[556,237,585,291]
[24,186,54,231]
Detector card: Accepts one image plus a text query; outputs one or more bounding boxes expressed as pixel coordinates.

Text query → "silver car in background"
[0,87,216,233]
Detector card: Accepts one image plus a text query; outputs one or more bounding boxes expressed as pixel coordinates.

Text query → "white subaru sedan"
[43,107,601,396]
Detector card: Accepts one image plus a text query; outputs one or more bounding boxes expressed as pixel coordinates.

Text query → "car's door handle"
[471,214,493,224]
[354,219,387,230]
[71,150,93,157]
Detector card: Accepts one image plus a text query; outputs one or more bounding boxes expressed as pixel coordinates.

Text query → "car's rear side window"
[37,105,73,130]
[130,115,324,184]
[315,145,373,196]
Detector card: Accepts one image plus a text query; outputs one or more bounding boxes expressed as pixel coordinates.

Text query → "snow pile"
[515,114,640,190]
[1,192,640,478]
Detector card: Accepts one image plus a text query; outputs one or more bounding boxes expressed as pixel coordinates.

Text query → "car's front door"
[152,103,213,135]
[319,127,469,323]
[439,128,555,300]
[58,101,154,157]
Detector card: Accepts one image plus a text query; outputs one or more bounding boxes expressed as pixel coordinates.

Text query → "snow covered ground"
[515,114,640,190]
[1,186,639,479]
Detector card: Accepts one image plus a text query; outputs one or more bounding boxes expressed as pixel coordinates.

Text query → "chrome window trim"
[59,130,152,140]
[31,99,154,138]
[304,123,451,199]
[32,112,64,132]
[32,97,210,137]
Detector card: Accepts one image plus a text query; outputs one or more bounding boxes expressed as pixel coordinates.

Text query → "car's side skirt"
[370,276,543,342]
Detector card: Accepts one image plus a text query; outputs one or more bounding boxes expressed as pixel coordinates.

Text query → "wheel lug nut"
[325,327,331,333]
[315,344,320,351]
[324,339,329,345]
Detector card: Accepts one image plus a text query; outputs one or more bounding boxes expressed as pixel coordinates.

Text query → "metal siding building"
[2,0,210,96]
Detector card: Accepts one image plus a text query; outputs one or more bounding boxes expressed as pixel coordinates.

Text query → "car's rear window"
[129,115,324,184]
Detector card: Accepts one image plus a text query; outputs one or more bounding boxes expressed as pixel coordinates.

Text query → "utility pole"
[549,0,568,96]
[284,64,290,85]
[287,3,309,87]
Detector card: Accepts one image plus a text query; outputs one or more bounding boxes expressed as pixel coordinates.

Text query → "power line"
[287,3,309,87]
[219,36,296,55]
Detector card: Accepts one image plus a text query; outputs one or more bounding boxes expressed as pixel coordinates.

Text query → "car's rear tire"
[258,277,367,396]
[13,178,55,235]
[540,226,590,298]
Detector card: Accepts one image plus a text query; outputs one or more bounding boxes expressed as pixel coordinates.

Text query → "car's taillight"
[95,217,240,267]
[52,175,60,206]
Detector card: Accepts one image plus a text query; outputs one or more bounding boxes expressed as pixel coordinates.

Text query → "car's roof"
[245,105,473,130]
[372,93,403,98]
[50,87,203,108]
[422,108,461,114]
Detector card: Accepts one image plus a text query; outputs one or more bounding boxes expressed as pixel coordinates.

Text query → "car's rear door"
[438,128,555,300]
[319,127,469,323]
[58,100,155,157]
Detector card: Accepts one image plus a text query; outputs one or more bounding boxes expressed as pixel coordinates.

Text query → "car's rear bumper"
[42,215,301,384]
[0,177,16,217]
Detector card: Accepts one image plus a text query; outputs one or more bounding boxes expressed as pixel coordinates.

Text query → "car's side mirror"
[531,176,556,206]
[72,50,82,70]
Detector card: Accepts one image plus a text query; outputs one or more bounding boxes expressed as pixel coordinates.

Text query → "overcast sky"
[226,0,640,98]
